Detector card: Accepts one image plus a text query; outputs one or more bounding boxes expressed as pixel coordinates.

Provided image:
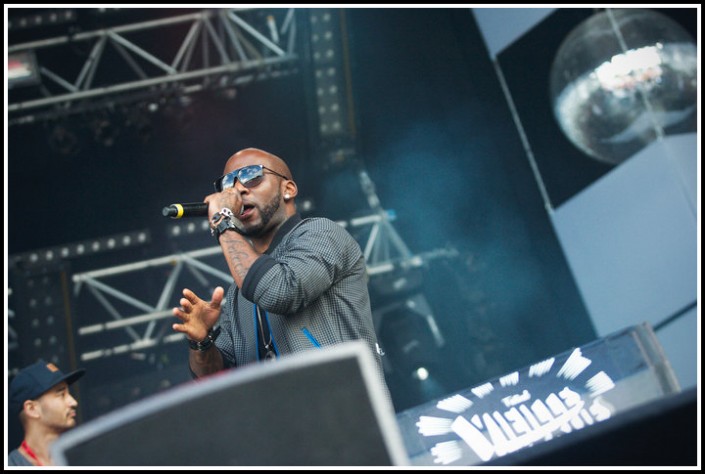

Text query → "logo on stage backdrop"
[415,348,615,464]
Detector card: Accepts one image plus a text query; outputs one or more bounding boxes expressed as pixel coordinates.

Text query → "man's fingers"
[182,288,199,302]
[211,286,225,307]
[172,322,186,333]
[180,297,192,311]
[172,306,187,321]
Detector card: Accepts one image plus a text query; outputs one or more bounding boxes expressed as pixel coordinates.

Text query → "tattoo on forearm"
[221,238,253,281]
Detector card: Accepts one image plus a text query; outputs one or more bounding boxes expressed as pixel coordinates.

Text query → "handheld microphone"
[162,202,208,219]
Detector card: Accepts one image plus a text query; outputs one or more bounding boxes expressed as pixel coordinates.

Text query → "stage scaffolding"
[8,8,300,125]
[8,7,459,388]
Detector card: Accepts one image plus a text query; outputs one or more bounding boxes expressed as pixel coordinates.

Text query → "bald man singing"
[172,148,390,401]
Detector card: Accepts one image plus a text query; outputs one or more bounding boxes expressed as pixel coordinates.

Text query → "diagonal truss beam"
[8,8,300,125]
[72,246,231,362]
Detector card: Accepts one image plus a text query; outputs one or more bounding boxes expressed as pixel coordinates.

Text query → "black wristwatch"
[188,326,221,352]
[211,217,238,240]
[211,207,237,239]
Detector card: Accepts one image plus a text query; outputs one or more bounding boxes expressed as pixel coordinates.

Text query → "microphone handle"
[162,202,208,218]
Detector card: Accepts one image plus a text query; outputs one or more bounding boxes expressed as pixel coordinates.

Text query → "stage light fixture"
[91,114,120,147]
[8,50,41,88]
[48,123,80,156]
[10,230,151,269]
[8,9,76,31]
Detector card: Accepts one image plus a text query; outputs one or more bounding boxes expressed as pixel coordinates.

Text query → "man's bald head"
[225,148,292,181]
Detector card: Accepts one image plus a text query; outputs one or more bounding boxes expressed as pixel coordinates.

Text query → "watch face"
[217,218,235,232]
[211,212,222,223]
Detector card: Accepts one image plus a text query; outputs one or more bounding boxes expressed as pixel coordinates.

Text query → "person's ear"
[23,400,40,419]
[283,181,298,201]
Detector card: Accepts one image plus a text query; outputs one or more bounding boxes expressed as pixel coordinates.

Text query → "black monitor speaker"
[51,341,409,466]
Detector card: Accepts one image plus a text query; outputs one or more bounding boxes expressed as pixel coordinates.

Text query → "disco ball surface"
[550,9,697,165]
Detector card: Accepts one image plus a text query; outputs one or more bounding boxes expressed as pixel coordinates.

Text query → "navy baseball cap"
[9,360,86,413]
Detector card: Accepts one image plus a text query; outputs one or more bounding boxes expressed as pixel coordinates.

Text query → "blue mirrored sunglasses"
[214,164,290,192]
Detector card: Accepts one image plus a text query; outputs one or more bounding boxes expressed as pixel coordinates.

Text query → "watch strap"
[188,326,221,352]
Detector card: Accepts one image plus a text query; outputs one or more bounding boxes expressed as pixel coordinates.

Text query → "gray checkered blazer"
[214,214,390,399]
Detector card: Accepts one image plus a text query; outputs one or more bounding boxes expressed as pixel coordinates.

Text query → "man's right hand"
[172,286,224,342]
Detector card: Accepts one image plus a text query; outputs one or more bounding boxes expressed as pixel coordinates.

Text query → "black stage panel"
[51,342,408,466]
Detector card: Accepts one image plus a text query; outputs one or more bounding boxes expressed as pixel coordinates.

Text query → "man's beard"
[238,189,282,237]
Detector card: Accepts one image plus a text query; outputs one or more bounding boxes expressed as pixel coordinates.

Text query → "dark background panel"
[344,9,596,401]
[7,75,316,254]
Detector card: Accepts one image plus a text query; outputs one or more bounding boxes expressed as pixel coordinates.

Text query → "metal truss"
[353,168,456,350]
[347,169,459,277]
[72,246,231,362]
[8,8,300,125]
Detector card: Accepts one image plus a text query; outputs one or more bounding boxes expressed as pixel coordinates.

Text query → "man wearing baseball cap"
[7,359,86,466]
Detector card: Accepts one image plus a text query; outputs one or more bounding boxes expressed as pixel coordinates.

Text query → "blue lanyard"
[301,327,321,348]
[253,304,278,360]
